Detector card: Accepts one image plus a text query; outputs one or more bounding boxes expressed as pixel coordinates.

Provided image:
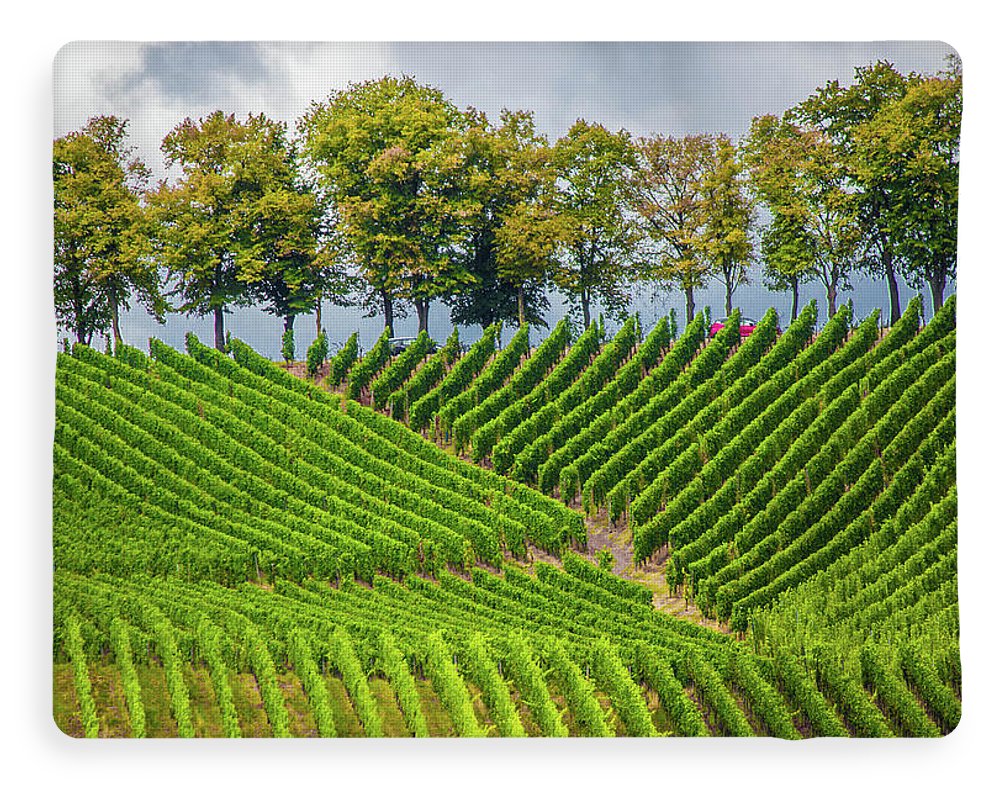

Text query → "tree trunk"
[517,285,526,327]
[315,301,322,337]
[685,286,695,325]
[72,277,87,344]
[581,292,591,329]
[929,267,947,314]
[790,275,799,321]
[883,248,902,325]
[415,299,430,335]
[381,289,395,337]
[109,289,122,350]
[725,277,734,317]
[825,281,838,321]
[214,305,225,351]
[283,313,295,333]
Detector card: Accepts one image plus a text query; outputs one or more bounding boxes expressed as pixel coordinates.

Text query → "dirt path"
[577,508,730,634]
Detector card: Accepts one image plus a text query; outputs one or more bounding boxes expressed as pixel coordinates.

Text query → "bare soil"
[579,507,730,633]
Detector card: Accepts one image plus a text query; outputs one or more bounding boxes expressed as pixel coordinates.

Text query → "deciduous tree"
[551,120,639,329]
[447,109,554,332]
[53,116,163,346]
[629,134,714,324]
[795,61,919,323]
[853,64,961,314]
[298,76,475,336]
[743,114,861,320]
[496,201,574,328]
[149,112,305,350]
[693,135,755,316]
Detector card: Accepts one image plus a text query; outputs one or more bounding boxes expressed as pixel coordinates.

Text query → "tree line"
[53,57,960,352]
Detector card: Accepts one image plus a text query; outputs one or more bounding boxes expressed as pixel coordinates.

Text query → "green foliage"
[347,328,391,399]
[409,324,499,430]
[195,617,241,737]
[289,630,338,737]
[281,328,295,363]
[502,633,568,737]
[633,644,708,736]
[458,633,525,737]
[423,632,485,737]
[899,643,961,733]
[590,639,658,736]
[52,208,961,745]
[853,71,961,312]
[376,631,429,737]
[860,643,940,737]
[63,612,99,738]
[326,332,359,387]
[299,76,476,326]
[388,329,459,420]
[742,113,862,319]
[149,112,328,350]
[451,110,556,331]
[306,330,328,377]
[550,120,639,327]
[53,116,163,346]
[683,652,754,737]
[545,640,612,737]
[370,331,434,409]
[329,628,384,736]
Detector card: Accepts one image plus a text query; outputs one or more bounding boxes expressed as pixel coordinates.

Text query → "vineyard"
[53,296,959,738]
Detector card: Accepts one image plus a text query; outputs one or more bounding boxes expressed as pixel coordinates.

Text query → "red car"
[709,318,760,338]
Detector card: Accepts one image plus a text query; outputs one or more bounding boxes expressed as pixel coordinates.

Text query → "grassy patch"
[53,663,83,737]
[546,681,577,737]
[415,678,455,737]
[369,677,410,737]
[643,687,674,736]
[229,672,271,737]
[591,688,626,737]
[464,682,498,737]
[183,665,223,737]
[89,663,131,737]
[324,676,365,737]
[276,671,317,737]
[136,664,178,737]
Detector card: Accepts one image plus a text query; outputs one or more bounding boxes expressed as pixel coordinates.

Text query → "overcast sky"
[55,41,956,179]
[53,41,958,355]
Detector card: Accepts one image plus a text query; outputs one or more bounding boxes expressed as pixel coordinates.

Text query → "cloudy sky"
[53,41,958,355]
[55,41,956,179]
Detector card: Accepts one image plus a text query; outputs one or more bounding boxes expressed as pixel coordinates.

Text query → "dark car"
[388,336,439,356]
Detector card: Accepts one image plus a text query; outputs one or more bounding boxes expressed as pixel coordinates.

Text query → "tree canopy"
[794,61,918,323]
[630,133,715,324]
[853,65,961,313]
[299,75,475,336]
[149,111,316,349]
[743,114,861,320]
[551,120,639,328]
[54,116,163,346]
[447,109,555,332]
[54,55,960,353]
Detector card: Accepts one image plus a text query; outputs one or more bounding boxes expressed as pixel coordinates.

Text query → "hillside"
[52,297,959,738]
